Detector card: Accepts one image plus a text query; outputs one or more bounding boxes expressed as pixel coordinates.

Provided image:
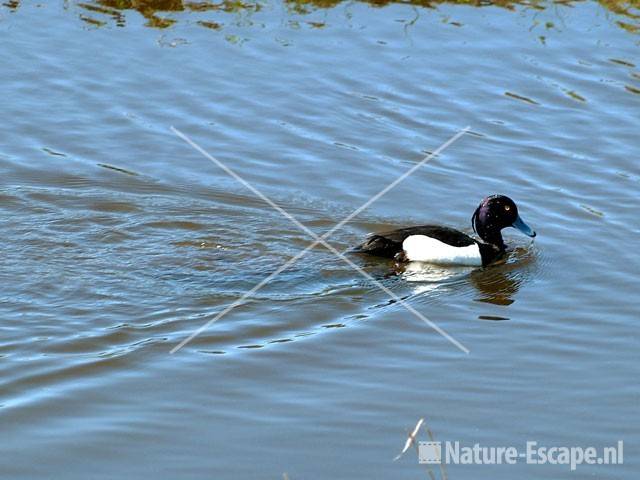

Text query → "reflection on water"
[2,0,639,33]
[87,0,260,28]
[470,246,536,306]
[397,261,474,296]
[470,266,522,306]
[395,244,537,306]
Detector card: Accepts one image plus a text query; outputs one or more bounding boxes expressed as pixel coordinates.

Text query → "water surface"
[1,1,639,478]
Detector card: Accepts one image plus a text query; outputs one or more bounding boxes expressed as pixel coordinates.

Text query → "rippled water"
[1,1,639,478]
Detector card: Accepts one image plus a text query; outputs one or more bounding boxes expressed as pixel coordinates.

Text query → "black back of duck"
[354,225,476,259]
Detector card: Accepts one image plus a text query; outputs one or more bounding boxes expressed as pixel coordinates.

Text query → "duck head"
[472,195,536,250]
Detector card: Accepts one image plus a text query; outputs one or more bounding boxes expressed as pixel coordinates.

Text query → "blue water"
[1,1,639,478]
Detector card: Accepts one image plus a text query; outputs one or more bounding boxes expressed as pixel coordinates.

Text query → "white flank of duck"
[402,235,482,266]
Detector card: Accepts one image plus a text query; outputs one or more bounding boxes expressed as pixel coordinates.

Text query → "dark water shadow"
[469,245,538,306]
[470,264,522,306]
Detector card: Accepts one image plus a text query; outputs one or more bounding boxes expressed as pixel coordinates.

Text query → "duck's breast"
[402,235,482,266]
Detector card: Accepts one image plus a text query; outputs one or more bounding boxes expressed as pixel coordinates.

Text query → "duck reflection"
[396,261,474,296]
[469,262,522,306]
[395,245,534,306]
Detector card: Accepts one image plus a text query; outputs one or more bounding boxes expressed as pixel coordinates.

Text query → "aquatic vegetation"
[83,0,260,28]
[599,0,640,21]
[2,0,639,33]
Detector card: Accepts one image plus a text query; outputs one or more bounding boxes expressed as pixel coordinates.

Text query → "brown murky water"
[1,1,639,478]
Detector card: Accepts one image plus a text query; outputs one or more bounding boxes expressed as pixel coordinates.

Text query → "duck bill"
[512,215,536,237]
